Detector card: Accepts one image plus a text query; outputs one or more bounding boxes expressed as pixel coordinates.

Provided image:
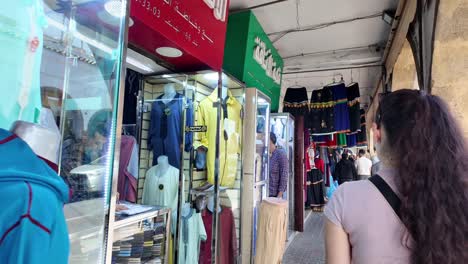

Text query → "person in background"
[269,132,289,198]
[356,149,372,180]
[324,89,468,264]
[333,153,357,185]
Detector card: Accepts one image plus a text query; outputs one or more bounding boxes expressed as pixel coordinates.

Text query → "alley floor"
[283,213,325,264]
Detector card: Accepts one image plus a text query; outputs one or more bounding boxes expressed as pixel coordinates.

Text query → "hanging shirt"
[199,207,238,264]
[149,93,193,168]
[117,136,138,202]
[178,208,207,264]
[142,165,180,232]
[0,0,46,130]
[194,89,242,187]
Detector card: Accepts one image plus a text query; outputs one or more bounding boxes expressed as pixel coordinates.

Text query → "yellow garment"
[168,234,173,264]
[255,198,288,264]
[194,88,242,187]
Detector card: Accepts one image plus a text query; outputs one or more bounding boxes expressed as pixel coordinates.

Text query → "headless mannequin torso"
[157,155,170,175]
[11,121,60,165]
[220,86,228,100]
[162,83,177,104]
[207,195,221,213]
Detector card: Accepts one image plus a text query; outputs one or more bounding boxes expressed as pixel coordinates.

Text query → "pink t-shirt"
[324,167,411,264]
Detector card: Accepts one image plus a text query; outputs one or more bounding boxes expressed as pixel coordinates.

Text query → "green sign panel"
[223,11,283,111]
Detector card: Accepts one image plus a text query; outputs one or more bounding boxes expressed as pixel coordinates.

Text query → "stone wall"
[432,0,468,138]
[392,40,419,90]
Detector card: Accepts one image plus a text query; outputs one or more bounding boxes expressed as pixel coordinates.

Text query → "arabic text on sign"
[133,0,161,18]
[253,37,282,85]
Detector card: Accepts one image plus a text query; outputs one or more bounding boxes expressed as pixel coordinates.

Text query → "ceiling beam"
[283,64,382,75]
[230,0,289,13]
[269,12,384,43]
[283,43,383,60]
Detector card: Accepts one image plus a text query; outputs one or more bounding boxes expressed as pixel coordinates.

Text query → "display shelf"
[114,206,171,230]
[111,205,171,264]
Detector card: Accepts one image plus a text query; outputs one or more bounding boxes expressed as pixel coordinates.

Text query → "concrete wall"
[432,0,468,138]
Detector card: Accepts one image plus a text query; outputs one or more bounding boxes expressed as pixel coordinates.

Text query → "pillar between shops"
[432,0,468,138]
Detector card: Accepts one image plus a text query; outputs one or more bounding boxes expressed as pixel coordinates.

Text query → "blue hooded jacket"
[0,129,70,263]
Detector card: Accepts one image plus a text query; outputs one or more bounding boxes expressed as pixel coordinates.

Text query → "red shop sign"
[129,0,229,71]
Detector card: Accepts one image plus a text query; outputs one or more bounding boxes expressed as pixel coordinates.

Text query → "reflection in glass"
[38,0,128,263]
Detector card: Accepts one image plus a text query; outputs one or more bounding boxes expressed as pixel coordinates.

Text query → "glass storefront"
[0,1,128,263]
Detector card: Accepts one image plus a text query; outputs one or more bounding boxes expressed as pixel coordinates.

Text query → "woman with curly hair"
[324,89,468,264]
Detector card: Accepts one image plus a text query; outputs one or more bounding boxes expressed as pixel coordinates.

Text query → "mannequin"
[39,107,60,135]
[162,83,177,103]
[0,126,70,263]
[149,83,193,168]
[178,201,206,264]
[157,155,170,175]
[142,155,181,232]
[182,202,192,217]
[11,121,61,166]
[220,86,228,100]
[207,195,221,213]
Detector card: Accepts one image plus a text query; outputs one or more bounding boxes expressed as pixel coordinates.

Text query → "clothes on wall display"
[142,161,180,229]
[254,198,288,264]
[199,206,238,264]
[346,133,357,148]
[118,135,138,202]
[194,88,242,187]
[309,86,335,134]
[269,147,289,197]
[178,205,206,264]
[346,83,361,133]
[282,87,309,117]
[331,83,351,133]
[149,93,193,168]
[0,1,46,130]
[123,69,142,125]
[357,109,367,146]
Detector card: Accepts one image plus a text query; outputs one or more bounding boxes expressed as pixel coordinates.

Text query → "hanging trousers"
[255,198,288,264]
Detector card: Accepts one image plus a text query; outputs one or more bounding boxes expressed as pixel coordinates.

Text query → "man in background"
[334,153,357,185]
[356,149,372,180]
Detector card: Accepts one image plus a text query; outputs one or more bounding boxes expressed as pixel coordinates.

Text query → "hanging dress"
[347,83,361,133]
[283,87,309,117]
[306,169,325,207]
[357,109,367,146]
[330,83,351,133]
[309,86,335,134]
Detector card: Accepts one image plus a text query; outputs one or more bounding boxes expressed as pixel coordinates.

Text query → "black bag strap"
[369,175,402,219]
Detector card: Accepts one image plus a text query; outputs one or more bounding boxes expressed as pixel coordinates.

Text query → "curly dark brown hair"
[376,89,468,264]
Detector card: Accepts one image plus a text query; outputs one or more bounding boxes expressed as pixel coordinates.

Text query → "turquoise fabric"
[0,129,70,263]
[0,0,46,130]
[178,209,207,264]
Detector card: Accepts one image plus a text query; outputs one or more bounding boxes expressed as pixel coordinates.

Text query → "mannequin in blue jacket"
[0,127,70,263]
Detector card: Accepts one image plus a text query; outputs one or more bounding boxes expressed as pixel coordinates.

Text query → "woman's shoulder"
[324,180,374,227]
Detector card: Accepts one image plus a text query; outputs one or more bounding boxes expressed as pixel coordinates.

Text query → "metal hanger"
[348,69,357,86]
[288,79,302,88]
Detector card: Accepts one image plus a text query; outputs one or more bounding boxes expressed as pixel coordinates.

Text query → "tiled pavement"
[283,212,326,264]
